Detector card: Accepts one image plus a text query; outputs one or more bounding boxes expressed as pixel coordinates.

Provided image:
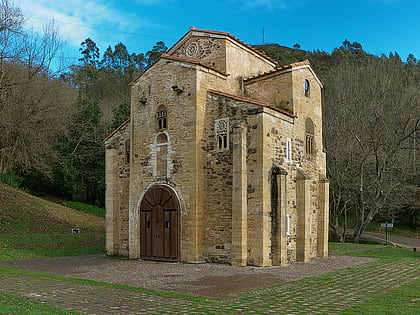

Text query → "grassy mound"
[0,183,104,234]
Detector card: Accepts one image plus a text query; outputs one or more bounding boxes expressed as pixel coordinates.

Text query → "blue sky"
[18,0,419,67]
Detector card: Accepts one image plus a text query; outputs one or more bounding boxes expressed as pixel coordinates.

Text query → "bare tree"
[324,58,420,242]
[0,0,77,175]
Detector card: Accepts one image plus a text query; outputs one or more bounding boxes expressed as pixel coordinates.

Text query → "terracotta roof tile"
[208,89,296,118]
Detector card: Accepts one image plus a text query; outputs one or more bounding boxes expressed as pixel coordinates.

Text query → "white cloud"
[17,0,138,48]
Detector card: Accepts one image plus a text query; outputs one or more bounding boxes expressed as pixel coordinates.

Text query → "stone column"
[231,124,247,266]
[296,169,311,262]
[105,142,118,255]
[271,167,288,266]
[317,174,329,258]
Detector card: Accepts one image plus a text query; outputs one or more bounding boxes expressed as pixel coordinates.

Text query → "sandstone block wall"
[105,28,328,266]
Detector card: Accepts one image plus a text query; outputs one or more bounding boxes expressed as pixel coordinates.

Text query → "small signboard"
[380,223,393,228]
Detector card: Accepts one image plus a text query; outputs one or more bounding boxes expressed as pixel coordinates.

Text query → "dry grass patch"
[0,184,104,233]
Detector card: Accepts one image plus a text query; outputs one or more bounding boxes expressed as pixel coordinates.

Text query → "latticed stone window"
[215,117,229,150]
[305,118,315,155]
[156,105,167,130]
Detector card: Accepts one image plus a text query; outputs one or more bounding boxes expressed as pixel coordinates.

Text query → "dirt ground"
[0,254,375,298]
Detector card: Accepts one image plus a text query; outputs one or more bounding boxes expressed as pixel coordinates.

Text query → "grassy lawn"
[0,232,105,260]
[0,241,418,314]
[0,293,81,315]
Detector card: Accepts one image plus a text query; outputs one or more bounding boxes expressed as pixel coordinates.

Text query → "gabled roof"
[160,54,229,76]
[208,89,296,118]
[129,52,229,86]
[104,118,130,142]
[167,27,277,66]
[244,60,323,88]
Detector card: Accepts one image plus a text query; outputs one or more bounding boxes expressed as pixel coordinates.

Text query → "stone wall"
[105,120,130,256]
[105,28,328,266]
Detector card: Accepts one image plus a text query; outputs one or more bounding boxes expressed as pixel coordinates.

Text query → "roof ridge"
[104,118,130,142]
[244,60,311,81]
[208,89,296,118]
[161,54,229,76]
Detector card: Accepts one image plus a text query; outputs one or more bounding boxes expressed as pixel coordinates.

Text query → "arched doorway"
[140,185,179,261]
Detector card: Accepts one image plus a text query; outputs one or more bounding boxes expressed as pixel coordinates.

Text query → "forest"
[0,0,418,242]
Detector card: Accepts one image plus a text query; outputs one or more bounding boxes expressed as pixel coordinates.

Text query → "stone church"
[105,27,329,266]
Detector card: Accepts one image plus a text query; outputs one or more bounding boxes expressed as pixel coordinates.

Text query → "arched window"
[156,133,168,177]
[304,79,310,98]
[305,118,315,155]
[156,105,167,130]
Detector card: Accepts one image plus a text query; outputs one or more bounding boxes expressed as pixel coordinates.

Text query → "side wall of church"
[105,123,130,256]
[244,66,328,261]
[290,68,328,259]
[244,71,294,113]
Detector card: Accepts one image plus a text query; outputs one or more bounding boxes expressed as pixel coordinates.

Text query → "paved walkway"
[361,231,420,250]
[0,258,419,314]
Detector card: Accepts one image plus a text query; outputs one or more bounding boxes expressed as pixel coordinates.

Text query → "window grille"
[215,117,229,150]
[157,105,167,130]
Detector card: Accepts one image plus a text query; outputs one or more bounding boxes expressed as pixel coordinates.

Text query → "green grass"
[329,243,419,314]
[63,201,106,217]
[0,293,81,315]
[329,242,420,260]
[1,243,418,314]
[341,279,420,314]
[0,232,105,260]
[0,183,104,234]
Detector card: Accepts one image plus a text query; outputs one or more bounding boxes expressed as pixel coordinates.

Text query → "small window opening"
[157,105,167,130]
[285,138,292,162]
[287,215,291,235]
[125,139,130,164]
[305,118,315,155]
[304,79,310,97]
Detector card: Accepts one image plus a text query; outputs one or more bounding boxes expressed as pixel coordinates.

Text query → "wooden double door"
[140,185,179,261]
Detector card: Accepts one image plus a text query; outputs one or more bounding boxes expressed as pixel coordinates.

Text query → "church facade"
[104,28,329,266]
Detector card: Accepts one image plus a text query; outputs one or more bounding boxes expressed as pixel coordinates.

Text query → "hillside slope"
[0,184,104,233]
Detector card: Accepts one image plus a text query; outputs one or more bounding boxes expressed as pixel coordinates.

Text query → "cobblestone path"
[1,258,418,314]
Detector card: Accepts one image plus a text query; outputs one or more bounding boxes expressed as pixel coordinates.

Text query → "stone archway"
[139,185,179,261]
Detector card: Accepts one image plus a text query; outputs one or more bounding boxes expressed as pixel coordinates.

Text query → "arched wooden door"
[140,185,179,261]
